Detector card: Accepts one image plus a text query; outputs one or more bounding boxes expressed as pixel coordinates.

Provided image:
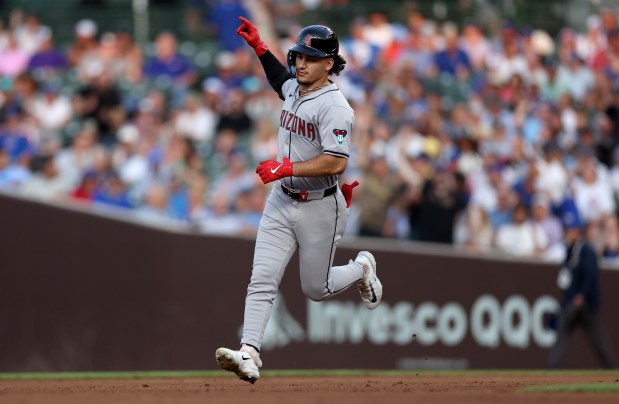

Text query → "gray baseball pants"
[240,185,364,350]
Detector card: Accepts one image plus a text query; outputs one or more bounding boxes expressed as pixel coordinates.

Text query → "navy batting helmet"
[287,25,339,76]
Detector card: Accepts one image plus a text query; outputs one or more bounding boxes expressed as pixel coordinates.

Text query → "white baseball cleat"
[355,251,382,310]
[215,346,261,384]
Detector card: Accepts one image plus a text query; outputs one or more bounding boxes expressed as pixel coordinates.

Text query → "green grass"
[0,369,617,380]
[522,383,619,393]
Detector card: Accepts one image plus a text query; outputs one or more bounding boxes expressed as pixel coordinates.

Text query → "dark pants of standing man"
[547,305,616,369]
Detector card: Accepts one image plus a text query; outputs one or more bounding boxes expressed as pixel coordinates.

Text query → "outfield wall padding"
[1,194,617,371]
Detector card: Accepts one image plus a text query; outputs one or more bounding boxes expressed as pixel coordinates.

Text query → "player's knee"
[302,284,329,301]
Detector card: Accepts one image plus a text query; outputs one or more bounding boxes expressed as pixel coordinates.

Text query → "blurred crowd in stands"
[3,1,619,264]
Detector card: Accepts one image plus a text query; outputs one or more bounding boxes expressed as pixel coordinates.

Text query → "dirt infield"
[1,374,618,404]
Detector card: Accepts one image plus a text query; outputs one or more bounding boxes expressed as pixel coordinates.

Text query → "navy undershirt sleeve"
[258,50,293,100]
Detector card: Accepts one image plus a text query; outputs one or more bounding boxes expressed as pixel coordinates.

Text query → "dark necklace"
[299,83,329,95]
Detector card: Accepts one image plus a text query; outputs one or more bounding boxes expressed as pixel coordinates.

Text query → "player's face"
[295,53,333,88]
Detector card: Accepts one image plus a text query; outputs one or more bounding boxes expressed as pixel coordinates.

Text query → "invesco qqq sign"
[304,294,559,349]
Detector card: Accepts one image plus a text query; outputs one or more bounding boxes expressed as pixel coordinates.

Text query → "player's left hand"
[236,16,268,56]
[256,158,293,184]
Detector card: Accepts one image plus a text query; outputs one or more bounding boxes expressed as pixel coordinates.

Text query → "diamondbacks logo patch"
[333,129,348,144]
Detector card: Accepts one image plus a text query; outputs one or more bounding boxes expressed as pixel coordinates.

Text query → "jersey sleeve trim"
[323,150,350,158]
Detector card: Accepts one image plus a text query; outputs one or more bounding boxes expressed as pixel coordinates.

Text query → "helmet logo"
[304,34,312,47]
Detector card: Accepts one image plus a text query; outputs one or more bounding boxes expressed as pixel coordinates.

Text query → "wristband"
[254,41,268,57]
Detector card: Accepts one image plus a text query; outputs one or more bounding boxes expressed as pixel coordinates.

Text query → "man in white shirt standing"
[495,202,548,258]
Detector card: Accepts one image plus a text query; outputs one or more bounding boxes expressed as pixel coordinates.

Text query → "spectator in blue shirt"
[489,184,514,230]
[142,31,197,88]
[342,18,382,71]
[0,107,34,162]
[92,172,133,209]
[206,0,251,52]
[434,27,471,76]
[167,174,190,221]
[0,147,31,189]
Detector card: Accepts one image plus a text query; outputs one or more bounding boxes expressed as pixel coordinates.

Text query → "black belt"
[281,184,337,201]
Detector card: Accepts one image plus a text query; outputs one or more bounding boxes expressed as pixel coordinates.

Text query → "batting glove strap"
[253,41,269,57]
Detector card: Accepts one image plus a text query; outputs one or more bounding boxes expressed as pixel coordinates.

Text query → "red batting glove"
[341,181,359,208]
[236,16,269,56]
[256,157,293,184]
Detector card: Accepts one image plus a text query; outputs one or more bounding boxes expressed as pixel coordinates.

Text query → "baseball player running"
[215,17,383,384]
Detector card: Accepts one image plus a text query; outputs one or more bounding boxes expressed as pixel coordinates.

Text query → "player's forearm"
[237,16,291,99]
[258,50,292,99]
[292,154,347,177]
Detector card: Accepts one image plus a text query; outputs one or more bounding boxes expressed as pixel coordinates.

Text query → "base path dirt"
[1,374,618,404]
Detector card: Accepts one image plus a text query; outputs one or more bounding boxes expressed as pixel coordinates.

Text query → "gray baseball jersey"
[240,79,363,351]
[277,79,354,190]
